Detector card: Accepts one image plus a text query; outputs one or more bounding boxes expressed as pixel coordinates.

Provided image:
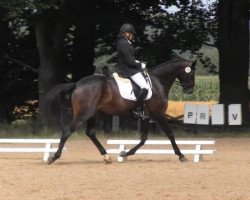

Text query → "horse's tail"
[44,82,76,127]
[46,82,76,98]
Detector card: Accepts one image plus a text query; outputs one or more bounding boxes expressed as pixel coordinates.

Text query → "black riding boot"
[133,88,148,118]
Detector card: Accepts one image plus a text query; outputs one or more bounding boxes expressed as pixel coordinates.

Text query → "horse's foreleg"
[86,118,111,163]
[120,118,150,157]
[156,116,188,162]
[47,118,82,164]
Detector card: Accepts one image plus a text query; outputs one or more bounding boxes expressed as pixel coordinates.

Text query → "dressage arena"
[0,138,250,200]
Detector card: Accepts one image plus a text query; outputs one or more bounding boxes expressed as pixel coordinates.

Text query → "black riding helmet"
[119,23,136,34]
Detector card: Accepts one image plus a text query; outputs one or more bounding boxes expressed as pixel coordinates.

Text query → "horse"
[45,59,196,164]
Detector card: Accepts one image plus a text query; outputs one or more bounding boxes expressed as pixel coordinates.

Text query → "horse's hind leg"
[86,117,111,163]
[156,116,188,162]
[47,118,82,164]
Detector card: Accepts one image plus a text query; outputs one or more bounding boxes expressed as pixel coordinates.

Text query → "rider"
[116,23,150,117]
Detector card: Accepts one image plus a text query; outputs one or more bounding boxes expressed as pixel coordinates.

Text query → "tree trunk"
[71,2,96,81]
[35,14,68,125]
[0,6,11,123]
[218,0,249,125]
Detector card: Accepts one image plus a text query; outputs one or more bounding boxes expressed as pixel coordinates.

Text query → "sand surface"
[0,138,250,200]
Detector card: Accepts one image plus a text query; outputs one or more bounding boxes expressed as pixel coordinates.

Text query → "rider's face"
[125,32,134,41]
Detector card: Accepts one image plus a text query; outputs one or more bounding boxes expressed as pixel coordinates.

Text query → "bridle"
[175,62,195,88]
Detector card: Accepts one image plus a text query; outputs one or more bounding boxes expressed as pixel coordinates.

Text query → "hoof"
[47,156,55,165]
[119,151,127,158]
[179,156,188,162]
[104,154,112,164]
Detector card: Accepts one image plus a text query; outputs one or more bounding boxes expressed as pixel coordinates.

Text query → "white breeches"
[130,72,150,90]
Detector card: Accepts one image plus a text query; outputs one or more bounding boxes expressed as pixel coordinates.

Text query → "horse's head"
[176,60,196,94]
[151,59,196,95]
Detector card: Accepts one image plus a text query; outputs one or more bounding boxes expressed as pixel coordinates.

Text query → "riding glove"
[141,63,146,69]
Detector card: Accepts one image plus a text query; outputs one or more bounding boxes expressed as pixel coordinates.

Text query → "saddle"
[113,72,152,101]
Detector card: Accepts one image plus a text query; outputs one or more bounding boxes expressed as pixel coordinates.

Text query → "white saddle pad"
[113,73,152,101]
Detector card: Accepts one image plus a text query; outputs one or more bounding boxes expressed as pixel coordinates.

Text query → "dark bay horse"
[46,59,196,164]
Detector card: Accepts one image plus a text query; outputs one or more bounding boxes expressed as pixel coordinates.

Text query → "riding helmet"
[119,23,136,34]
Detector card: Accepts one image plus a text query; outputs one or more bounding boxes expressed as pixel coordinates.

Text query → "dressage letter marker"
[184,104,197,124]
[184,104,242,125]
[228,104,242,125]
[211,104,224,125]
[196,105,209,125]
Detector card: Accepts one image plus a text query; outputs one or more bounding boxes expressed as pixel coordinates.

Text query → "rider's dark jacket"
[116,36,141,78]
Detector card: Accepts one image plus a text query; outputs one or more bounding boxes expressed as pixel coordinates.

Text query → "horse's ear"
[191,59,197,71]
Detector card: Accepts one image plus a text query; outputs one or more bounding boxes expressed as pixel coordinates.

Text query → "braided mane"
[152,58,189,71]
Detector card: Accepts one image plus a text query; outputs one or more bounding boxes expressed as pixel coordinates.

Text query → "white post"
[194,144,203,162]
[43,142,51,162]
[117,144,126,162]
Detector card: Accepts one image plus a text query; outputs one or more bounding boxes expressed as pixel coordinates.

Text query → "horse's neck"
[164,77,176,94]
[152,64,179,93]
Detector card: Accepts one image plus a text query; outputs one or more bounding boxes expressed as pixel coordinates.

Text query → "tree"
[0,6,12,122]
[0,3,39,123]
[34,6,70,122]
[0,0,219,124]
[142,0,212,66]
[218,0,249,124]
[69,0,97,81]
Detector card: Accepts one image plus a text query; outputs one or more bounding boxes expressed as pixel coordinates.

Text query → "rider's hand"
[141,63,146,69]
[135,60,140,63]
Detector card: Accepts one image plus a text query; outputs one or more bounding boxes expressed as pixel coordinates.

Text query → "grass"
[0,121,61,139]
[0,121,250,140]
